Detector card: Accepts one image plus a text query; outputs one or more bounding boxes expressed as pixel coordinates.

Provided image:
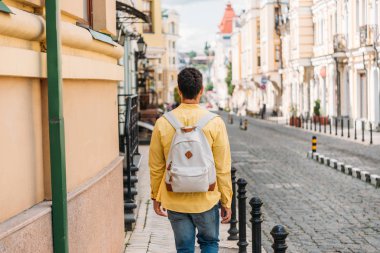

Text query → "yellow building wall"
[0,77,44,223]
[0,0,122,223]
[135,0,165,49]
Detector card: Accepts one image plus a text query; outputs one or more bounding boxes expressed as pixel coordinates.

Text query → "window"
[173,41,176,50]
[172,57,176,65]
[143,0,153,33]
[256,20,260,41]
[83,0,93,26]
[158,74,162,81]
[257,49,261,67]
[170,22,176,34]
[275,45,280,62]
[356,0,360,31]
[321,19,324,44]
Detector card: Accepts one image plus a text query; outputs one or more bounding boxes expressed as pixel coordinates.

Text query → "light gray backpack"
[164,111,218,193]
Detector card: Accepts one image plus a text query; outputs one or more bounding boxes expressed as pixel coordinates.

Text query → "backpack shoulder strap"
[196,112,219,128]
[163,111,183,130]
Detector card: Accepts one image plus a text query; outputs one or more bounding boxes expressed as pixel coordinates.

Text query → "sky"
[162,0,247,53]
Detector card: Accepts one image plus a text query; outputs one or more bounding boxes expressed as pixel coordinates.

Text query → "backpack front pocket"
[169,167,209,193]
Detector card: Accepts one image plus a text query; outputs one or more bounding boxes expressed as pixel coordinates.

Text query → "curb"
[307,151,380,188]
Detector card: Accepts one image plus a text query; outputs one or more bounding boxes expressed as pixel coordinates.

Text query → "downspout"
[123,33,131,95]
[46,1,69,252]
[276,0,284,116]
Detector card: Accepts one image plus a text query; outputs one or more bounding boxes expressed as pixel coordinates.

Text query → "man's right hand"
[153,200,168,217]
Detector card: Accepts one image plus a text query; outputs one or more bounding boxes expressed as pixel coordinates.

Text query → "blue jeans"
[168,205,220,253]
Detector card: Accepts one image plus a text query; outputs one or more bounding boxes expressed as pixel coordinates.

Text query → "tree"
[174,87,181,104]
[205,83,214,91]
[225,62,234,96]
[313,99,321,117]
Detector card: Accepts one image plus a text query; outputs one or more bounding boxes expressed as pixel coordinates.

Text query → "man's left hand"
[221,206,232,224]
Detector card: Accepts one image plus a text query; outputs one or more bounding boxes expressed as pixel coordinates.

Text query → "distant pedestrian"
[261,103,266,119]
[149,68,232,253]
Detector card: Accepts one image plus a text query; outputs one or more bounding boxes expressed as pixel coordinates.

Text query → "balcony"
[360,25,377,47]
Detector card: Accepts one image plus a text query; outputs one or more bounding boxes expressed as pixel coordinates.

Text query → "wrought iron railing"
[118,94,140,231]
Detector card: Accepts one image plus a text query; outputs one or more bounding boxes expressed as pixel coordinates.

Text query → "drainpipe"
[46,0,69,252]
[123,32,131,95]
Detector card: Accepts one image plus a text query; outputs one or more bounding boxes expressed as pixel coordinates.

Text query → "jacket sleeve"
[149,119,166,200]
[212,117,232,208]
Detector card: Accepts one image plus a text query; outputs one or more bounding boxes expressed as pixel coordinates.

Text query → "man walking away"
[149,68,232,253]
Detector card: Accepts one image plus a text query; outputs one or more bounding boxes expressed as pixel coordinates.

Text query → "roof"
[218,2,236,34]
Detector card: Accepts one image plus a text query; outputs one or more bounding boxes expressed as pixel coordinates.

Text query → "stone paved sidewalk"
[124,146,265,253]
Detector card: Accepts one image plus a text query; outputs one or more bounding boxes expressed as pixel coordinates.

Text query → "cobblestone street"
[222,113,380,253]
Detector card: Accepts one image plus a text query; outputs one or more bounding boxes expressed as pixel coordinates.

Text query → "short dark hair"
[177,68,203,99]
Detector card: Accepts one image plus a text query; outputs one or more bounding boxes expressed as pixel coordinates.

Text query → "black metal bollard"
[348,119,350,138]
[228,167,239,240]
[237,178,248,253]
[329,117,332,135]
[335,117,338,136]
[370,122,373,145]
[250,197,263,253]
[341,118,344,137]
[355,120,357,140]
[240,118,243,128]
[228,114,234,125]
[362,121,365,142]
[271,225,289,253]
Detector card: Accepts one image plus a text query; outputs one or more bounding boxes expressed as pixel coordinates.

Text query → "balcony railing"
[333,34,347,53]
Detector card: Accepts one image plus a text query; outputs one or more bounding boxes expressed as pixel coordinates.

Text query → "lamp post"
[135,36,147,93]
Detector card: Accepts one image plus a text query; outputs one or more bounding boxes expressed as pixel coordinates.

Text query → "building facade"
[283,0,313,118]
[140,0,166,104]
[0,0,125,252]
[211,2,236,109]
[162,9,180,104]
[230,0,380,128]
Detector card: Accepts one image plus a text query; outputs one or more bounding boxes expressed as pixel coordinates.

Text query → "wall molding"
[0,7,123,59]
[0,46,123,81]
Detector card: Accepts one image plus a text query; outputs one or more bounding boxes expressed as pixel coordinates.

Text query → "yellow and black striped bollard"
[312,136,317,153]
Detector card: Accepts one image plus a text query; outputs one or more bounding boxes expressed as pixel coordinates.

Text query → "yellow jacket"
[149,103,232,213]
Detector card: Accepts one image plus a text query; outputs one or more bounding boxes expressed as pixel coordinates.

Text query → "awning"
[116,1,150,24]
[0,0,13,14]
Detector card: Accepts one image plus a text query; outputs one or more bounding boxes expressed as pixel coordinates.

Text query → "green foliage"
[205,83,214,91]
[174,87,181,104]
[313,99,321,116]
[187,51,197,59]
[225,62,234,96]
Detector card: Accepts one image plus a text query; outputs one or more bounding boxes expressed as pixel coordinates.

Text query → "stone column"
[328,64,335,116]
[372,67,380,124]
